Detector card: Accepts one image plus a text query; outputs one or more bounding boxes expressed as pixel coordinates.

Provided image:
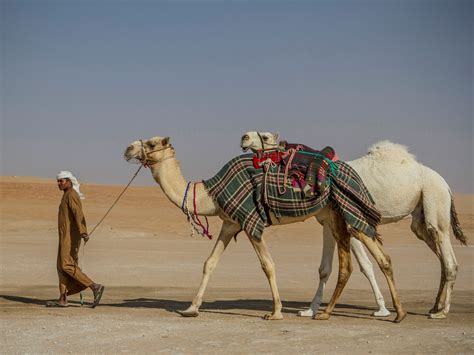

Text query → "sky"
[1,0,472,192]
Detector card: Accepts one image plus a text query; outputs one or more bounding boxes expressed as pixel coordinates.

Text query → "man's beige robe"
[57,189,93,295]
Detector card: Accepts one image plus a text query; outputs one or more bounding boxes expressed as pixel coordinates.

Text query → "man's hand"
[81,233,90,244]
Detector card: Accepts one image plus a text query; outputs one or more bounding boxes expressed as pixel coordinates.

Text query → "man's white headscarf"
[56,171,85,199]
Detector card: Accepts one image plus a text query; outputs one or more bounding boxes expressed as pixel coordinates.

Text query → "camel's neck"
[149,158,187,208]
[148,157,218,216]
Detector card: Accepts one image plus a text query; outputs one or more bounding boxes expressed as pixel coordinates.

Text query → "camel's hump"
[367,140,416,161]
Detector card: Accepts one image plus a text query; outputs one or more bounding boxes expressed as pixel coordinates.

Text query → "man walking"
[47,171,104,308]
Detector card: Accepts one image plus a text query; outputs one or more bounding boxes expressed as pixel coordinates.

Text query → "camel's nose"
[241,134,249,142]
[124,145,135,156]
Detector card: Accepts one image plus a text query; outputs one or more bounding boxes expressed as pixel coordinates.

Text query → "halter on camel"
[138,139,174,166]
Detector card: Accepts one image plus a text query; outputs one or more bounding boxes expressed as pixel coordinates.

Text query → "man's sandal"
[46,300,69,308]
[92,285,105,308]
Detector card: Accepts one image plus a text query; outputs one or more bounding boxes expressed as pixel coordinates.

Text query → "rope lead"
[79,164,143,305]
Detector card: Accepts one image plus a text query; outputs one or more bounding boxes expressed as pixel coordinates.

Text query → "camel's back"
[348,141,423,221]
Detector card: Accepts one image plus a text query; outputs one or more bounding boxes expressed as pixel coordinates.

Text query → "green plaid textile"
[203,155,381,240]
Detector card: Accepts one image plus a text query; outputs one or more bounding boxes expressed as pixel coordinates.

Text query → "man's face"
[57,178,71,191]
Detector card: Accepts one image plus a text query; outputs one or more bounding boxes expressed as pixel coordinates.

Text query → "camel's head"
[124,136,174,165]
[240,131,279,152]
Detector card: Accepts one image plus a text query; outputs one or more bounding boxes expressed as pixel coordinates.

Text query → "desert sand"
[1,175,473,353]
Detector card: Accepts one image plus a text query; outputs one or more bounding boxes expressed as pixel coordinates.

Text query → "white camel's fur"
[241,131,279,152]
[243,132,467,319]
[124,136,407,322]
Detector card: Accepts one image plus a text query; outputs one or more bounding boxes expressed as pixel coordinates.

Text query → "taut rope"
[79,164,143,305]
[88,164,144,237]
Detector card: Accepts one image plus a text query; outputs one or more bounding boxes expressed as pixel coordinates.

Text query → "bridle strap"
[256,132,278,151]
[257,132,265,150]
[140,140,173,166]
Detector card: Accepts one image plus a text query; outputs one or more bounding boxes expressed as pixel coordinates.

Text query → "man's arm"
[68,193,88,239]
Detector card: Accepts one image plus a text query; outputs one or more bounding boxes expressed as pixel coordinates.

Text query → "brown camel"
[124,136,406,322]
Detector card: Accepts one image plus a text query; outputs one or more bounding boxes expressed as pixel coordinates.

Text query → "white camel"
[124,136,407,322]
[241,131,467,319]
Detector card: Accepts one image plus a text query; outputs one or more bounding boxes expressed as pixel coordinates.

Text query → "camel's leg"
[178,222,240,317]
[299,221,389,318]
[431,263,447,314]
[314,211,352,321]
[298,222,336,317]
[425,202,458,319]
[410,206,445,314]
[431,236,457,319]
[411,226,448,315]
[356,232,406,323]
[351,237,390,317]
[412,193,459,319]
[248,236,283,320]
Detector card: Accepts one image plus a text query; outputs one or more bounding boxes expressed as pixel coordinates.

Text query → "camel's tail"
[450,195,468,246]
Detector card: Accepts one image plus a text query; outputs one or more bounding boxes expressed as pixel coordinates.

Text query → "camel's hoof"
[313,312,330,320]
[372,308,391,317]
[263,312,283,320]
[429,306,439,314]
[429,311,446,319]
[394,311,407,323]
[177,309,199,317]
[298,309,315,317]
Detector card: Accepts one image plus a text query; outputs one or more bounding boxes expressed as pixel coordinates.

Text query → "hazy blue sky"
[1,0,472,192]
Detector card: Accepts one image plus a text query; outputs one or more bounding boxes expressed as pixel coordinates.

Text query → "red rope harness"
[252,150,283,168]
[192,182,212,239]
[254,148,298,195]
[277,148,297,195]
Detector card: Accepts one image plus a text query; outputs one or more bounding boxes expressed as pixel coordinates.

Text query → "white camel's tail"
[450,196,468,246]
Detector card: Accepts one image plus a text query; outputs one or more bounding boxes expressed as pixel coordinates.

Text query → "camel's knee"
[377,256,393,277]
[356,255,374,276]
[426,224,440,242]
[319,264,332,280]
[337,270,352,283]
[359,263,373,276]
[338,261,353,279]
[260,260,275,277]
[444,263,458,282]
[203,259,217,274]
[381,263,393,277]
[347,263,353,275]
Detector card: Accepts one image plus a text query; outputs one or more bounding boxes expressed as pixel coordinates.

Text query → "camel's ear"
[162,137,170,146]
[273,132,280,141]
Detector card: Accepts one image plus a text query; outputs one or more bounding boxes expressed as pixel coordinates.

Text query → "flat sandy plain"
[1,176,473,354]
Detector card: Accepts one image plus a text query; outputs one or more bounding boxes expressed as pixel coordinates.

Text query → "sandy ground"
[1,176,473,354]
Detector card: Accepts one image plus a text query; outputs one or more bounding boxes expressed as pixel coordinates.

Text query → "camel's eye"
[263,136,269,141]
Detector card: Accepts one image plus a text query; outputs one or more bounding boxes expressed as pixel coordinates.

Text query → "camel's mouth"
[240,141,254,152]
[241,144,250,152]
[123,144,144,164]
[124,154,138,163]
[124,154,142,164]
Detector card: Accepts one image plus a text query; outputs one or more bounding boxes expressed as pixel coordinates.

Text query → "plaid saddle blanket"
[203,154,381,240]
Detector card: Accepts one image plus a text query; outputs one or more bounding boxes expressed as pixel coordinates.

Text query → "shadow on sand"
[107,298,413,321]
[0,294,427,320]
[0,295,86,307]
